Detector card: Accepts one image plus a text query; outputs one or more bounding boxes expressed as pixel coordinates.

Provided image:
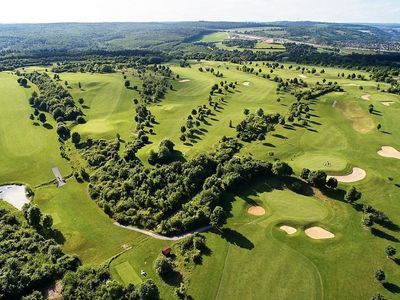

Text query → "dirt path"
[113,222,212,241]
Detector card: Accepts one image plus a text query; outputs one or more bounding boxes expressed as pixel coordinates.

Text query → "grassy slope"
[1,61,400,299]
[115,62,400,299]
[0,72,70,186]
[34,180,147,265]
[59,72,140,141]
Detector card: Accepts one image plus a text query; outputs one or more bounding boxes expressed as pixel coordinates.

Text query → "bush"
[154,257,175,277]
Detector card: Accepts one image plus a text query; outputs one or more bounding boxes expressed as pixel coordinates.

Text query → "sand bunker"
[0,185,29,210]
[179,79,190,83]
[327,167,366,183]
[299,74,307,79]
[345,83,359,87]
[247,206,265,216]
[381,101,395,107]
[243,81,250,86]
[280,225,297,235]
[361,94,370,101]
[305,227,335,239]
[377,146,400,159]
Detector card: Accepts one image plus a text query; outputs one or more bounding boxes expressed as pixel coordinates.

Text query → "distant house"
[161,246,172,256]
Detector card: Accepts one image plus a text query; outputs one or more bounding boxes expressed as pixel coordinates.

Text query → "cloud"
[0,0,398,23]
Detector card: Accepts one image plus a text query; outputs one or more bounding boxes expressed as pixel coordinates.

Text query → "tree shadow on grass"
[393,258,400,266]
[162,270,183,287]
[283,125,296,131]
[381,131,392,135]
[220,228,254,250]
[272,134,287,139]
[383,282,400,294]
[40,228,66,245]
[263,142,275,147]
[43,123,53,130]
[371,228,400,243]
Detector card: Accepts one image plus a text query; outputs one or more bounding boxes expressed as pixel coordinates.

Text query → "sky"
[0,0,399,24]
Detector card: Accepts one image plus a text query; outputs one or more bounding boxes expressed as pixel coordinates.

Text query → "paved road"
[114,222,213,241]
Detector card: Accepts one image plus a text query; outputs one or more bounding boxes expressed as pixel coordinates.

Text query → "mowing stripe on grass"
[114,261,142,285]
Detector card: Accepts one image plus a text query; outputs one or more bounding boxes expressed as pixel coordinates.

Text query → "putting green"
[292,153,349,173]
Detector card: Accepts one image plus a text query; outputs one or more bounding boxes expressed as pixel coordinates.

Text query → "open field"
[0,72,71,186]
[1,59,400,299]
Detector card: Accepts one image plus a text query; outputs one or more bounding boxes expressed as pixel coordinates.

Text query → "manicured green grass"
[127,61,400,299]
[59,72,140,141]
[114,261,142,285]
[2,59,400,299]
[34,180,146,265]
[198,32,230,43]
[0,72,70,186]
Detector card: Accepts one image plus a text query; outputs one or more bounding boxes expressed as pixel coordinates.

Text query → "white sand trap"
[243,81,250,86]
[327,167,366,183]
[377,146,400,159]
[247,206,265,216]
[299,74,307,79]
[381,101,395,107]
[0,185,29,210]
[305,227,335,239]
[179,79,190,83]
[345,83,359,87]
[280,225,297,235]
[361,94,370,101]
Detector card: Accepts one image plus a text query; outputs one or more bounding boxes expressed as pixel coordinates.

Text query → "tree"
[307,170,327,188]
[154,257,175,277]
[19,78,28,87]
[300,168,310,180]
[371,293,387,300]
[78,98,84,105]
[139,279,160,300]
[21,291,46,300]
[210,206,225,229]
[256,108,264,117]
[374,269,385,283]
[272,161,293,177]
[57,124,71,141]
[385,245,396,259]
[42,214,53,229]
[326,177,338,189]
[71,132,81,145]
[362,214,374,229]
[243,108,250,115]
[38,113,46,123]
[257,133,265,141]
[78,82,82,89]
[175,282,188,300]
[345,186,362,204]
[377,124,381,130]
[26,205,42,227]
[124,80,130,88]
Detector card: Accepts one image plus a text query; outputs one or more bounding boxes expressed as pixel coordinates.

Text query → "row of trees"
[24,72,84,123]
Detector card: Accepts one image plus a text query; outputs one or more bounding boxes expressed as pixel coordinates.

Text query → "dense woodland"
[0,205,79,299]
[83,137,292,235]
